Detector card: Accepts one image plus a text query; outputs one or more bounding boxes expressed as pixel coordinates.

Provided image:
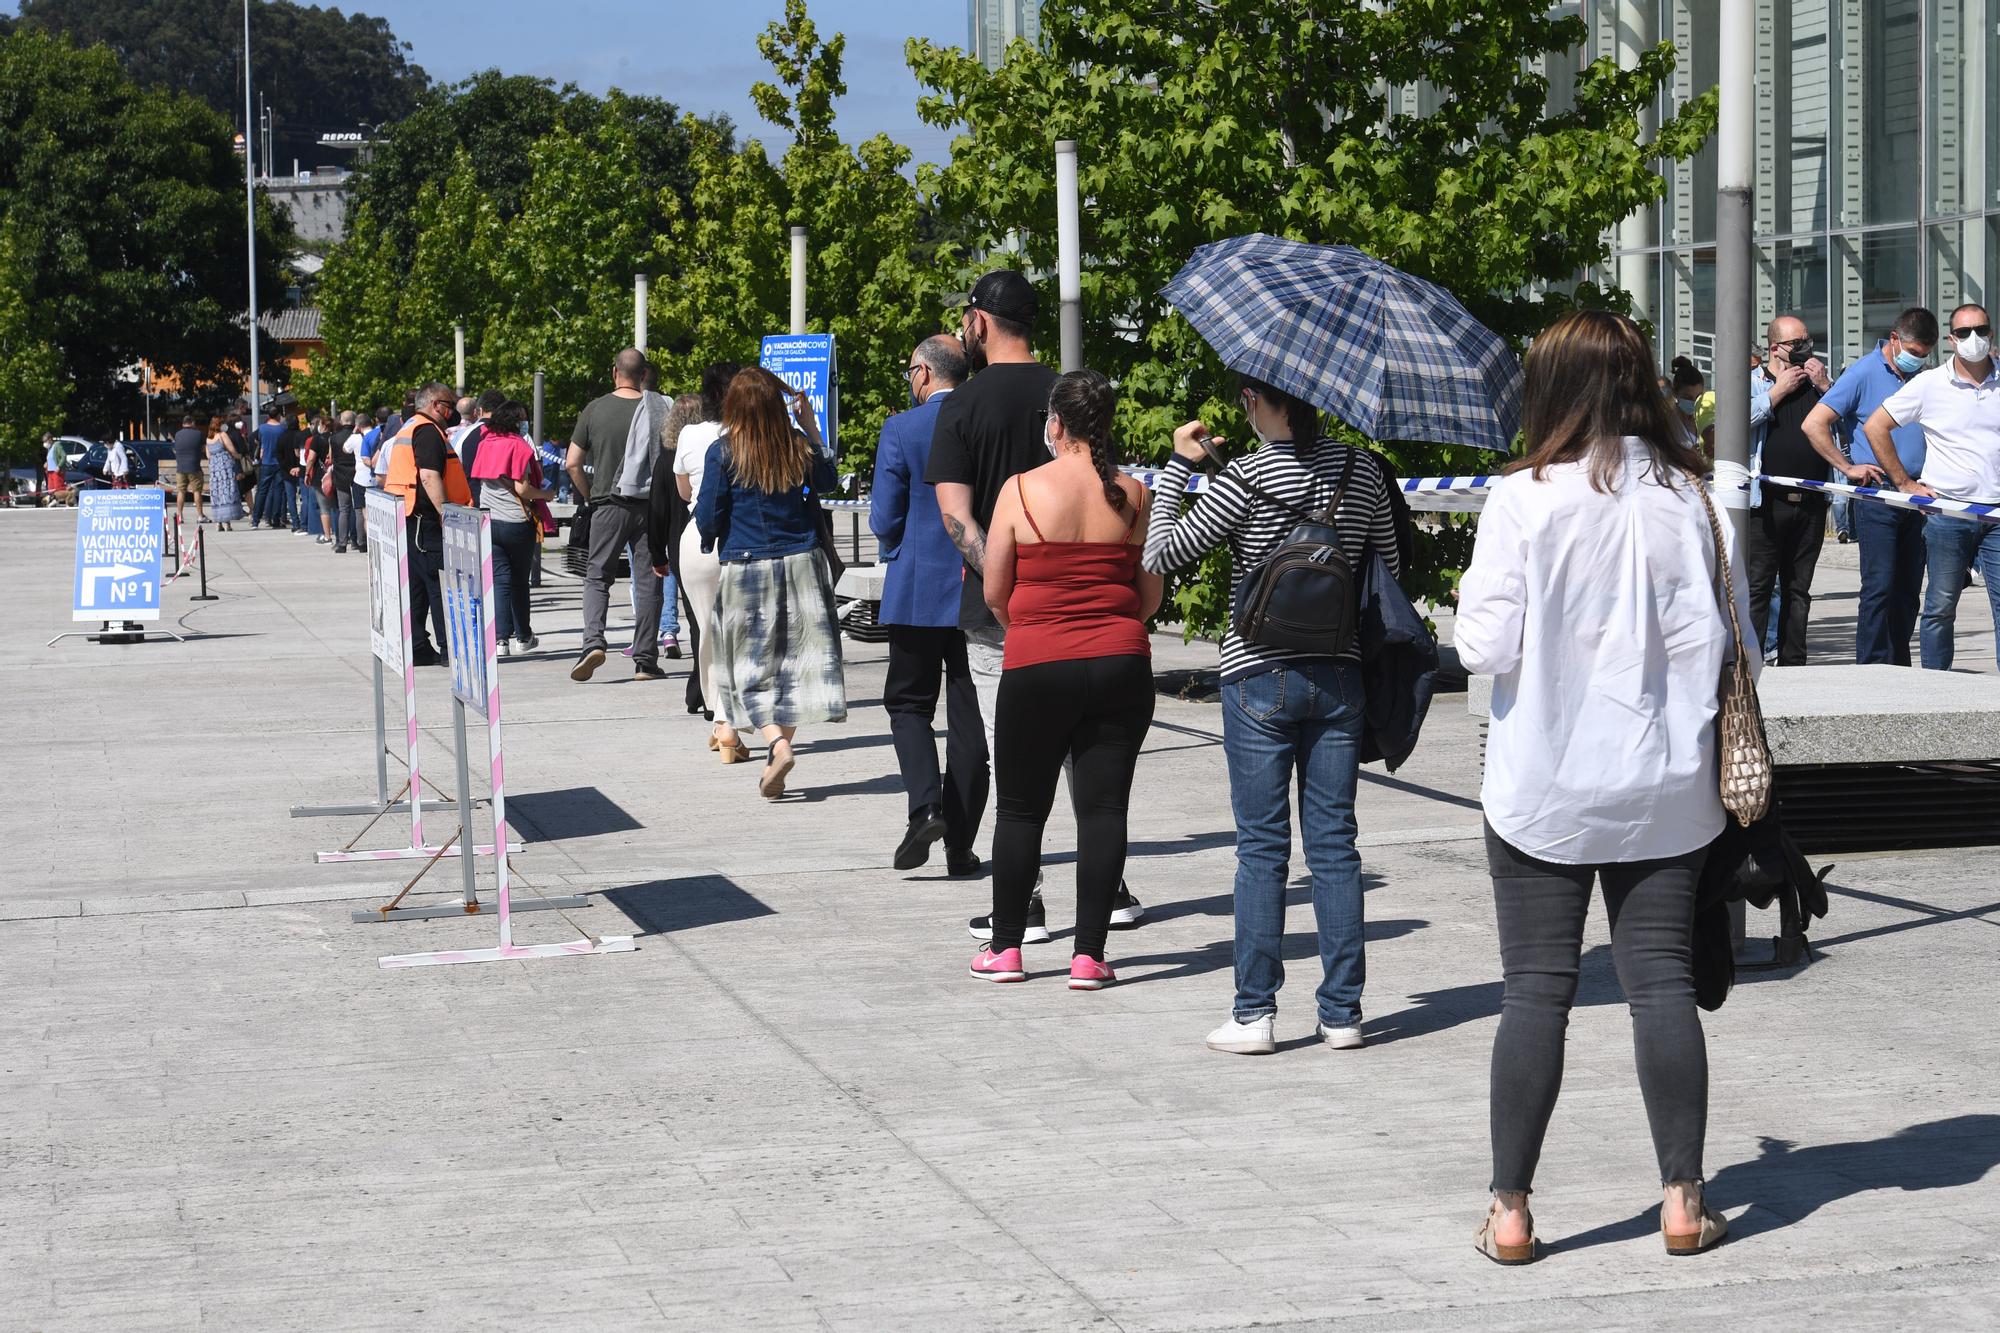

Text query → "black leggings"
[990,654,1154,960]
[1485,824,1709,1193]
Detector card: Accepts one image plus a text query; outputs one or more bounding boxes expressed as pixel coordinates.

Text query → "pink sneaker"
[969,945,1025,982]
[1068,956,1116,990]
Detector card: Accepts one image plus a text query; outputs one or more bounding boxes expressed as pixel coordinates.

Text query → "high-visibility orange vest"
[382,419,472,518]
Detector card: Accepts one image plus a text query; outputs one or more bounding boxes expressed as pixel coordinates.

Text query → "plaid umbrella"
[1161,233,1522,452]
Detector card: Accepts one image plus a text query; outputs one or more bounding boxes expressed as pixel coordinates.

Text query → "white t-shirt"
[672,420,725,503]
[1455,439,1751,865]
[348,432,378,487]
[1880,359,2000,503]
[105,442,129,478]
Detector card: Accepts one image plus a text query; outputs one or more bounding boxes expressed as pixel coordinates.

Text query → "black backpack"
[1230,449,1361,657]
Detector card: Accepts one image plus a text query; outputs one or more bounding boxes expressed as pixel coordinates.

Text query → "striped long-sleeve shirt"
[1143,439,1402,681]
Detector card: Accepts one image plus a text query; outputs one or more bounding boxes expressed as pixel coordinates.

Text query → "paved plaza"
[4,509,1998,1331]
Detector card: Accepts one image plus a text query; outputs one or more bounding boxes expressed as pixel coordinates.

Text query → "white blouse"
[1455,438,1752,864]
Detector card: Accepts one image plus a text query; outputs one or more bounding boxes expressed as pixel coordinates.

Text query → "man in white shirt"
[1863,302,2000,671]
[104,438,132,489]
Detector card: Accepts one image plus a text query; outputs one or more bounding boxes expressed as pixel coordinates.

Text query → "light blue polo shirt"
[1820,341,1927,477]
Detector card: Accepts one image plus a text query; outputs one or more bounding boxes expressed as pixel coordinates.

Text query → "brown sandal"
[1663,1191,1728,1256]
[1473,1203,1540,1266]
[759,738,796,799]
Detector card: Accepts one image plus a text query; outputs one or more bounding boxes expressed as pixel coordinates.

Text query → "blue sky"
[348,1,967,165]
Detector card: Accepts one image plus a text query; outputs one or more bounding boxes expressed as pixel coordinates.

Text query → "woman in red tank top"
[968,370,1164,991]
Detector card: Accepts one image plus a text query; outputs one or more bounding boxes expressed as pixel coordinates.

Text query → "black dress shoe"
[894,805,948,871]
[946,851,983,878]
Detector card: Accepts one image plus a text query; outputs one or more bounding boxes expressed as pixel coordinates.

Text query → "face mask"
[1956,331,1993,362]
[445,408,463,429]
[1893,345,1925,376]
[1044,421,1060,458]
[1783,341,1813,365]
[961,322,988,374]
[1676,397,1698,416]
[1243,395,1275,445]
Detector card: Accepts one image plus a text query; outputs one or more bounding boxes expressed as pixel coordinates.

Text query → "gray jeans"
[1485,823,1709,1193]
[582,499,661,667]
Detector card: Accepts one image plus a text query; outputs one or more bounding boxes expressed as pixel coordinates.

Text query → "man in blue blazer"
[872,336,989,872]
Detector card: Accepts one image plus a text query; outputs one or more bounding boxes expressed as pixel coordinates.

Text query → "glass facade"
[1597,0,2000,377]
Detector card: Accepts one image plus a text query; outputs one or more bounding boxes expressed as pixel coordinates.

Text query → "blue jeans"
[624,543,679,636]
[1221,660,1366,1027]
[284,476,303,528]
[1831,491,1852,539]
[1853,502,1926,665]
[1921,517,2000,670]
[253,463,283,527]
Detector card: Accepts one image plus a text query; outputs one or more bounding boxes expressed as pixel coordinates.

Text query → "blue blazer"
[870,393,963,628]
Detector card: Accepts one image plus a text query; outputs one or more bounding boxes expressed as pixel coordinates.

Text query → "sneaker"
[1206,1014,1278,1055]
[1068,956,1116,991]
[621,643,634,658]
[499,638,513,658]
[969,945,1026,982]
[518,633,539,652]
[1316,1020,1364,1050]
[1108,882,1146,928]
[570,647,606,682]
[946,851,983,878]
[661,634,682,660]
[633,662,668,681]
[968,893,1049,945]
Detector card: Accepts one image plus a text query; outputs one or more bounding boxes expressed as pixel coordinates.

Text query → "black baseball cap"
[950,269,1039,328]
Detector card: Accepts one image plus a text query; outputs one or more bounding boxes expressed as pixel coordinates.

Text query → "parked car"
[125,440,174,485]
[64,441,167,488]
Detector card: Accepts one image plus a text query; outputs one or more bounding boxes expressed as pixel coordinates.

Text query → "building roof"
[259,307,323,343]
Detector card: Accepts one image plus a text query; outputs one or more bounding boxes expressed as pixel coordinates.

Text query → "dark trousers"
[581,499,660,667]
[253,464,284,527]
[349,483,369,551]
[332,481,358,550]
[1853,502,1925,665]
[883,624,989,851]
[1746,489,1827,666]
[490,518,536,642]
[407,515,448,659]
[1485,825,1708,1193]
[991,654,1154,961]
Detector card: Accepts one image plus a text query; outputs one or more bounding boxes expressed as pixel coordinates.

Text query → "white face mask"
[1044,422,1060,458]
[1956,330,1993,362]
[1243,394,1275,445]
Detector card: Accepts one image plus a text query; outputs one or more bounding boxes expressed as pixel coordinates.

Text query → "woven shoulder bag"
[1689,474,1773,825]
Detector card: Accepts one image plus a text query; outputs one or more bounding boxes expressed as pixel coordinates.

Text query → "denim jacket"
[693,433,839,562]
[1747,369,1772,509]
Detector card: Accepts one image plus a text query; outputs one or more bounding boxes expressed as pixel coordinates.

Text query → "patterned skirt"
[206,443,245,520]
[711,548,848,730]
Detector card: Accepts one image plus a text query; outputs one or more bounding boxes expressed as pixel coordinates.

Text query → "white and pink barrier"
[378,505,632,968]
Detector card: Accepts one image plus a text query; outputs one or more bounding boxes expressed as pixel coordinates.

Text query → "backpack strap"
[1227,444,1358,527]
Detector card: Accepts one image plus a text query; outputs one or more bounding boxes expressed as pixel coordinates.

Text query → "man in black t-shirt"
[925,269,1147,933]
[1749,314,1829,666]
[406,382,457,665]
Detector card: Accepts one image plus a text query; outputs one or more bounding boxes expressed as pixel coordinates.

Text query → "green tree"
[15,0,429,170]
[907,0,1714,630]
[0,26,295,432]
[653,0,946,478]
[0,222,68,468]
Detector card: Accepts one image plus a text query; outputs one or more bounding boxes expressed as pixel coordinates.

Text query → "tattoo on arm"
[944,514,986,577]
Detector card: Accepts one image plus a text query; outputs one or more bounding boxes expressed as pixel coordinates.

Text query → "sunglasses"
[1952,323,1992,338]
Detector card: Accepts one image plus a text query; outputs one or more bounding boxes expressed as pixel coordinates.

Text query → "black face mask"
[1781,340,1813,365]
[444,409,462,429]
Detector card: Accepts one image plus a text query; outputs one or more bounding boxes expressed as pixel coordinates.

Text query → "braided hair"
[1047,369,1126,511]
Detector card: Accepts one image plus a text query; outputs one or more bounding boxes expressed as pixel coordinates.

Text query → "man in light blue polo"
[1803,306,1938,664]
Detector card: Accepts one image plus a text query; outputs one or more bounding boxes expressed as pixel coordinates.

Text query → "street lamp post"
[1055,139,1082,373]
[242,0,259,419]
[1713,0,1755,547]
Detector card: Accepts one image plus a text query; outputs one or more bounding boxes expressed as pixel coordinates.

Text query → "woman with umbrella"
[1146,236,1518,1057]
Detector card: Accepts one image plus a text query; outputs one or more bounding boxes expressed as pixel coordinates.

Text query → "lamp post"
[242,0,259,419]
[1055,139,1082,373]
[789,228,807,336]
[1713,0,1754,546]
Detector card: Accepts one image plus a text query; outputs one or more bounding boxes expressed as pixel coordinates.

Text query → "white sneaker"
[499,638,512,657]
[518,633,539,652]
[1205,1014,1277,1055]
[1316,1020,1364,1050]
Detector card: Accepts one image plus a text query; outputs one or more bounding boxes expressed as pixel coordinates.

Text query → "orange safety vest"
[382,418,472,518]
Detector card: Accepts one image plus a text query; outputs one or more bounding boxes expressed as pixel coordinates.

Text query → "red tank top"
[1002,477,1152,670]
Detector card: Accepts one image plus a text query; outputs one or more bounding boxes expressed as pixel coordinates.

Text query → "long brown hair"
[1513,310,1708,491]
[721,367,810,494]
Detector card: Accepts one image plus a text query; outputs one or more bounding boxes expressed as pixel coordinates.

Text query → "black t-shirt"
[172,426,204,473]
[410,421,449,522]
[277,427,302,472]
[1760,370,1825,482]
[922,360,1060,628]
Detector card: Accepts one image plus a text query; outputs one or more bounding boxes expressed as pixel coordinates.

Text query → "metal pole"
[532,371,545,446]
[192,526,217,600]
[634,273,649,352]
[1055,139,1083,373]
[373,653,390,805]
[453,698,477,907]
[242,0,259,421]
[789,227,807,335]
[1713,0,1754,551]
[453,322,466,396]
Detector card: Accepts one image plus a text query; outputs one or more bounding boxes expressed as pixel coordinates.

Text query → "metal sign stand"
[320,492,520,875]
[381,506,627,967]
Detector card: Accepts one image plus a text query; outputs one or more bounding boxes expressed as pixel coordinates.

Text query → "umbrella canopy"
[1161,234,1522,453]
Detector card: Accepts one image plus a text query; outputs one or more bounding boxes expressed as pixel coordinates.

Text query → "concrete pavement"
[3,507,1997,1331]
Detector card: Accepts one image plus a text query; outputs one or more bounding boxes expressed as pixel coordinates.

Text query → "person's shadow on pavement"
[1555,1114,2000,1252]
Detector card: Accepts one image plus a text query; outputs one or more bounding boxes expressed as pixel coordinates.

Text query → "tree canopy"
[0,26,295,440]
[907,0,1715,628]
[13,0,429,171]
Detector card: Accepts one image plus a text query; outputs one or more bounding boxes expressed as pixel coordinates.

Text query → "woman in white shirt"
[672,361,743,759]
[1455,310,1749,1265]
